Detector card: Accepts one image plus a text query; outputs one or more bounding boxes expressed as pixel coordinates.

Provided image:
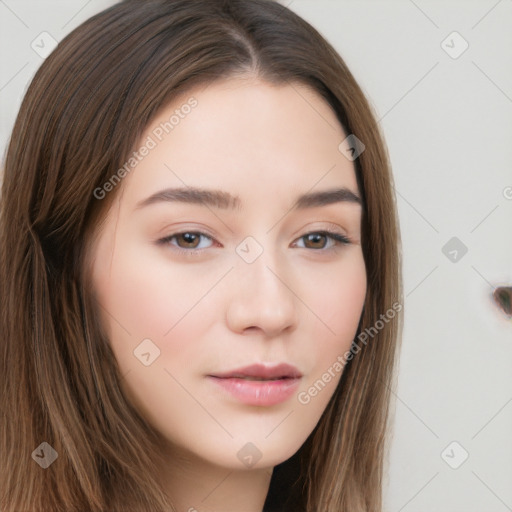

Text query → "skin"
[88,76,367,512]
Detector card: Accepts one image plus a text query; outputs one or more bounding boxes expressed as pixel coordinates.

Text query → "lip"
[207,363,302,406]
[209,363,302,380]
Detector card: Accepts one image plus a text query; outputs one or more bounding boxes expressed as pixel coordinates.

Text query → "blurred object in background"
[493,286,512,317]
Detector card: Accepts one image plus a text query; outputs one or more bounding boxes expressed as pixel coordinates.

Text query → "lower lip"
[207,376,301,406]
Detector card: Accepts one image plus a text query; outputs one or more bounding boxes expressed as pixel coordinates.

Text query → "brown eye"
[295,231,350,250]
[158,231,214,251]
[303,233,329,249]
[175,232,201,248]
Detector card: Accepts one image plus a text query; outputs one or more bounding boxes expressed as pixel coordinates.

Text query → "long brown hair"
[0,1,403,510]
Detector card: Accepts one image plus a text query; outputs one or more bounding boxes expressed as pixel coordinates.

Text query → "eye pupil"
[179,232,199,248]
[305,233,325,249]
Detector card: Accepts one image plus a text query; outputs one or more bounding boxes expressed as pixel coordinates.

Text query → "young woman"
[0,1,403,510]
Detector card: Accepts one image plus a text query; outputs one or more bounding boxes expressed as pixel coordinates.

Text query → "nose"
[225,249,299,338]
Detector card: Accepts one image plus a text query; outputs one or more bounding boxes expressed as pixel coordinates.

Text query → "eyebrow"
[134,186,362,211]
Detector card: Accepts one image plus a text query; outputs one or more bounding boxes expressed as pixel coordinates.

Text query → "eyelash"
[156,230,351,257]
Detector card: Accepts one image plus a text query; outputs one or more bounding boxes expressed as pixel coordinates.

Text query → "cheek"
[91,238,227,388]
[298,251,366,393]
[329,265,366,344]
[90,241,220,415]
[308,251,366,347]
[93,242,220,341]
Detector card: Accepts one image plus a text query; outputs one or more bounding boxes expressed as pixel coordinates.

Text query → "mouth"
[217,376,295,381]
[208,363,302,381]
[207,363,302,406]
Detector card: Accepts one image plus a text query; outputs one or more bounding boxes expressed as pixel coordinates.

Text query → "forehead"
[120,77,359,207]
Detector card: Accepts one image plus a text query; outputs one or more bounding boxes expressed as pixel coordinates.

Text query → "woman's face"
[89,77,366,470]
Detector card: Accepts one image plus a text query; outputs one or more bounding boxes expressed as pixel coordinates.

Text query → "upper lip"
[209,363,302,380]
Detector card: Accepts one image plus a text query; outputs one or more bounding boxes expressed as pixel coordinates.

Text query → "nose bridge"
[226,234,299,335]
[245,252,283,294]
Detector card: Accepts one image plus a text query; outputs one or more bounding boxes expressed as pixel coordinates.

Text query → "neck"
[158,444,274,512]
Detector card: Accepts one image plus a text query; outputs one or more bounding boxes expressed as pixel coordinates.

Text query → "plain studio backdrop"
[1,1,511,510]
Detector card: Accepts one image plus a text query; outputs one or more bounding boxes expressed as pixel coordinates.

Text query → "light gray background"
[1,1,511,510]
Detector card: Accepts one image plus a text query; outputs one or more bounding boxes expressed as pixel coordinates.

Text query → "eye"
[156,229,351,256]
[293,231,351,250]
[157,231,214,252]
